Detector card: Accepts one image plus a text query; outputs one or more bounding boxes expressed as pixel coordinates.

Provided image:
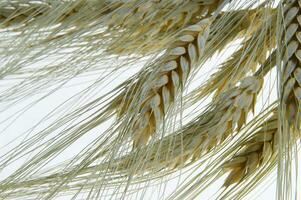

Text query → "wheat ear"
[148,51,274,169]
[105,75,263,171]
[106,0,222,54]
[117,19,211,147]
[281,0,301,129]
[0,1,52,27]
[189,9,276,103]
[0,10,261,191]
[222,112,278,187]
[117,7,269,147]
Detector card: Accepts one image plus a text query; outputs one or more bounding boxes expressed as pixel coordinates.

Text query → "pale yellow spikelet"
[134,75,264,170]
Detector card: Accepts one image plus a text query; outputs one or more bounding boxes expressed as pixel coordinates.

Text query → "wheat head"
[222,111,278,187]
[281,0,301,129]
[116,19,211,147]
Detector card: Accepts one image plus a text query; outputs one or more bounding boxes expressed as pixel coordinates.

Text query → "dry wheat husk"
[115,7,274,147]
[0,1,221,55]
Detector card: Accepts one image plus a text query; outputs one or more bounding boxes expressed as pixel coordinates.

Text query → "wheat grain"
[112,75,263,170]
[173,75,263,167]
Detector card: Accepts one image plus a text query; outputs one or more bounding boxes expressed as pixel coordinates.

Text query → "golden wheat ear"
[116,6,273,148]
[0,0,224,111]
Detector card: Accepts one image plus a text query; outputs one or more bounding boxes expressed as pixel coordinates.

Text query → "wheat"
[0,77,264,198]
[116,7,273,147]
[115,19,211,147]
[106,0,222,55]
[281,0,301,129]
[222,112,278,187]
[0,11,261,192]
[0,1,221,55]
[0,1,52,27]
[0,1,288,199]
[189,9,276,103]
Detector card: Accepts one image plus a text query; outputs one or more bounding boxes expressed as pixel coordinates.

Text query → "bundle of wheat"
[0,0,301,200]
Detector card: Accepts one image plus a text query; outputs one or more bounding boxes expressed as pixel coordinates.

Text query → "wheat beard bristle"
[282,0,301,129]
[222,113,278,187]
[0,77,264,194]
